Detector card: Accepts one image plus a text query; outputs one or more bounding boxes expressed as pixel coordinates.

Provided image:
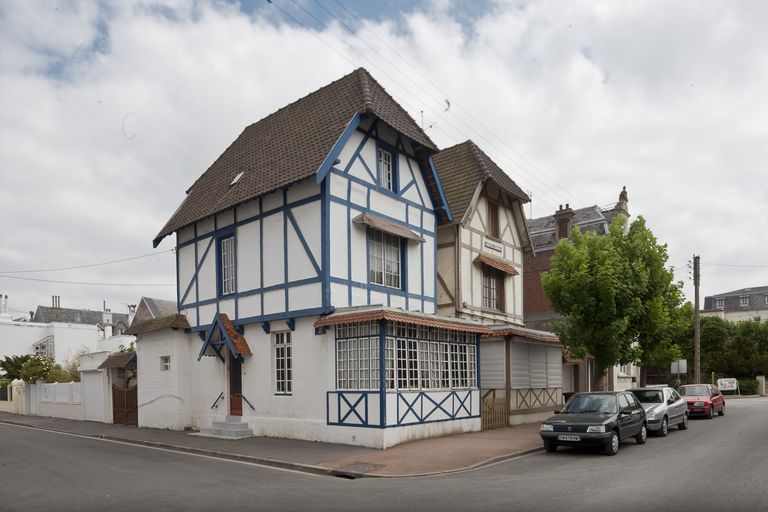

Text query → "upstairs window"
[740,296,750,307]
[219,235,236,295]
[369,229,401,289]
[715,298,724,309]
[482,267,505,312]
[487,202,500,239]
[378,148,394,192]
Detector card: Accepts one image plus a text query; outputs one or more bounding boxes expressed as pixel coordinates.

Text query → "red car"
[678,384,725,418]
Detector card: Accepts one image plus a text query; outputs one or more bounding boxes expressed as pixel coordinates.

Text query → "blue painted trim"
[340,393,367,424]
[378,319,386,427]
[321,177,331,310]
[180,236,214,307]
[329,169,435,215]
[283,190,289,312]
[329,277,433,303]
[214,226,236,298]
[285,209,321,276]
[231,306,331,328]
[375,138,399,194]
[259,197,264,318]
[344,119,378,184]
[399,179,416,195]
[316,113,362,184]
[328,193,435,237]
[175,193,322,250]
[197,313,241,361]
[427,155,453,222]
[175,242,180,311]
[475,334,481,389]
[180,276,322,309]
[285,318,295,331]
[403,155,425,207]
[346,179,352,307]
[261,321,270,334]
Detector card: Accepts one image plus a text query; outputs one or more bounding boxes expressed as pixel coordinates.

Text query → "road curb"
[0,417,541,479]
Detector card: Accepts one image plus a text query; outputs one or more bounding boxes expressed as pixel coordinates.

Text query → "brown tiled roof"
[126,314,190,335]
[492,325,560,344]
[218,313,252,356]
[353,212,424,243]
[314,307,493,335]
[474,253,519,276]
[154,68,436,246]
[432,140,530,225]
[98,352,137,370]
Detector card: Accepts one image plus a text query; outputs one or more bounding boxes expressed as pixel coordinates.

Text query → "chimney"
[554,203,575,241]
[127,304,136,327]
[102,311,113,339]
[0,294,10,321]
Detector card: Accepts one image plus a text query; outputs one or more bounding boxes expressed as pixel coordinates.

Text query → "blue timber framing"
[197,313,246,361]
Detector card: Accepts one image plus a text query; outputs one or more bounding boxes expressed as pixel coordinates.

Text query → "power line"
[269,0,572,212]
[0,249,174,274]
[0,274,175,287]
[701,263,768,269]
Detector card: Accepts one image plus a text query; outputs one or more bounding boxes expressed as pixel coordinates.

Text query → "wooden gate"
[112,385,138,426]
[481,389,509,430]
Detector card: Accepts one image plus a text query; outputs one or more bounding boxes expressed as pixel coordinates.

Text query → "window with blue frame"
[377,147,396,193]
[218,234,236,296]
[369,229,401,289]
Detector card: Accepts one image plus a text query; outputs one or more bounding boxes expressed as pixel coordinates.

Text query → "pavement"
[0,411,542,478]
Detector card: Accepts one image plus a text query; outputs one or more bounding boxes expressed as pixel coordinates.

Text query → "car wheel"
[543,442,557,453]
[604,431,620,456]
[678,414,689,430]
[707,405,714,419]
[718,404,725,416]
[635,424,647,445]
[657,417,668,437]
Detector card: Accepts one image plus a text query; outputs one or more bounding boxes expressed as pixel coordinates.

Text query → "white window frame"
[369,229,401,289]
[160,355,171,372]
[378,148,394,192]
[740,296,750,307]
[273,332,292,395]
[715,298,724,309]
[220,235,236,296]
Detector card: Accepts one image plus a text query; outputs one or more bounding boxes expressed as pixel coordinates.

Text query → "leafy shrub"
[738,378,758,395]
[0,378,11,388]
[20,356,59,383]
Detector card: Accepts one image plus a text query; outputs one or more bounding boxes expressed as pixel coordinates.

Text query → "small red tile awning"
[315,307,493,335]
[492,325,561,345]
[474,253,519,276]
[352,212,425,243]
[198,313,252,361]
[98,352,137,370]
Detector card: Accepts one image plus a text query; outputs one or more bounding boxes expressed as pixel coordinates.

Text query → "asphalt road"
[2,397,768,512]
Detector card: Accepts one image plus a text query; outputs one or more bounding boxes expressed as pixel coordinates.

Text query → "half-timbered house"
[432,141,563,427]
[141,69,490,448]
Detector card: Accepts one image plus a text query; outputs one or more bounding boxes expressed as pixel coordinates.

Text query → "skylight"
[230,171,245,186]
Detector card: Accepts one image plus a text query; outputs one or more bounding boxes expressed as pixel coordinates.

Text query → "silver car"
[629,387,688,436]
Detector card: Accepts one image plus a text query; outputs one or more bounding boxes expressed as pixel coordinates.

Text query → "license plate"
[558,434,581,442]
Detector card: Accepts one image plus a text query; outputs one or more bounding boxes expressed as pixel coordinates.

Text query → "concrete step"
[191,416,253,439]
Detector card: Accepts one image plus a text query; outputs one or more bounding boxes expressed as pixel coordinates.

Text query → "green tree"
[679,316,731,378]
[542,220,636,384]
[0,354,33,380]
[20,356,60,383]
[714,336,768,378]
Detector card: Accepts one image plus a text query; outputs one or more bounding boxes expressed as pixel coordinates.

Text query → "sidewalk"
[0,411,542,478]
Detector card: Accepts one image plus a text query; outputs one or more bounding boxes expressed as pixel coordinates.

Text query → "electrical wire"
[0,249,174,274]
[0,274,175,287]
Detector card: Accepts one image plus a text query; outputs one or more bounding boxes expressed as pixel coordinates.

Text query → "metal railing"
[241,394,256,411]
[210,392,224,410]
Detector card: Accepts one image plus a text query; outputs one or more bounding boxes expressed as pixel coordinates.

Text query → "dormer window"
[378,148,394,192]
[740,296,750,307]
[715,298,724,309]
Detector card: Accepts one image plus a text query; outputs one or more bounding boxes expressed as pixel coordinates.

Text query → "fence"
[481,390,509,430]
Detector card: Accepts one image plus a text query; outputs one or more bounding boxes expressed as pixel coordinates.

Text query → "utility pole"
[693,254,701,383]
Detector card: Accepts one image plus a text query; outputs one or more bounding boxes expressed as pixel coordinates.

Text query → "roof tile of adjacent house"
[432,140,530,225]
[126,314,190,335]
[154,68,436,246]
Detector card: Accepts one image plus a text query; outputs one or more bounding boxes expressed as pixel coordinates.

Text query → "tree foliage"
[0,354,33,381]
[20,356,59,383]
[680,318,768,379]
[542,216,685,382]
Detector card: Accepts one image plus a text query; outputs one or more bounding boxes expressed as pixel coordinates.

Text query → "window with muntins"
[220,235,235,295]
[487,202,500,239]
[740,296,750,307]
[482,267,504,311]
[378,148,394,192]
[160,356,171,371]
[273,332,292,394]
[369,229,401,289]
[715,298,724,309]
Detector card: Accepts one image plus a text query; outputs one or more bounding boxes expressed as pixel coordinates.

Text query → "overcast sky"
[1,0,767,318]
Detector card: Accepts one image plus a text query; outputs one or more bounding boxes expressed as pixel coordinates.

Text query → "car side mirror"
[667,398,675,405]
[553,408,562,414]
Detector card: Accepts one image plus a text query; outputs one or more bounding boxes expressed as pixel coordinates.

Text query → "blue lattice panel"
[326,391,381,427]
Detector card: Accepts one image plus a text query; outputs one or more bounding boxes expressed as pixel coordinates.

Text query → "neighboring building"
[523,188,638,392]
[0,295,132,365]
[143,68,490,448]
[131,297,177,325]
[432,140,563,426]
[702,286,768,322]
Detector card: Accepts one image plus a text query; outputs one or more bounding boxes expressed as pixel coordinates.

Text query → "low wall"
[34,382,85,420]
[0,381,22,414]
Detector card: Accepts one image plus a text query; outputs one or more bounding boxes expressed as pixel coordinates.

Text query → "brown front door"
[229,352,242,416]
[112,385,138,426]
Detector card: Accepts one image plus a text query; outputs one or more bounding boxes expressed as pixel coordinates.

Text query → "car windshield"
[631,390,663,403]
[563,394,618,414]
[680,385,709,396]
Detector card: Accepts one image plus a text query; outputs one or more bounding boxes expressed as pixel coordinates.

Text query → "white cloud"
[0,0,766,316]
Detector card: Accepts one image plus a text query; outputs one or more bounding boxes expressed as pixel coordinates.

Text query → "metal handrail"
[210,392,224,410]
[241,394,256,411]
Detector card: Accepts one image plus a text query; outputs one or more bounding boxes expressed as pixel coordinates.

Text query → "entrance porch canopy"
[198,313,253,362]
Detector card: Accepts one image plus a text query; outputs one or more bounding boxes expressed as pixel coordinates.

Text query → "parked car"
[539,391,647,456]
[629,386,689,436]
[678,384,725,418]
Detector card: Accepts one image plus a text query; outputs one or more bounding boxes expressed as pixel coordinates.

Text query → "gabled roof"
[140,297,177,319]
[98,352,137,370]
[432,140,530,225]
[154,68,436,246]
[126,314,190,335]
[33,306,129,326]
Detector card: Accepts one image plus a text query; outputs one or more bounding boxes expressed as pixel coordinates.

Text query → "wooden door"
[112,385,138,426]
[229,353,242,416]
